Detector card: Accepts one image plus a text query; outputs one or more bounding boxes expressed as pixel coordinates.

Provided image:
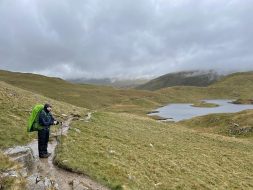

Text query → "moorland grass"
[55,111,253,189]
[1,70,253,116]
[1,70,253,189]
[180,110,253,138]
[0,81,87,189]
[0,81,86,148]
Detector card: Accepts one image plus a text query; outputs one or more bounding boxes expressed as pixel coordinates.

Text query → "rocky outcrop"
[1,146,34,189]
[228,123,253,136]
[3,146,60,190]
[4,146,35,172]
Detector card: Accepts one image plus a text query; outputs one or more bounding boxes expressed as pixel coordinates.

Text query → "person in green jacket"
[38,103,59,158]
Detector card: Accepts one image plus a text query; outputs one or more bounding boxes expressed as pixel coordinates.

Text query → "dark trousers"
[38,128,49,156]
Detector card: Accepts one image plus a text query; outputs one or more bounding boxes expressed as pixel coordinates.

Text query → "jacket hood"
[44,103,52,113]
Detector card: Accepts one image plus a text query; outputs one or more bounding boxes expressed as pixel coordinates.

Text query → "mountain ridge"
[136,70,222,90]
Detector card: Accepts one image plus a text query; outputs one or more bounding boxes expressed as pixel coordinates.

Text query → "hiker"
[38,103,59,158]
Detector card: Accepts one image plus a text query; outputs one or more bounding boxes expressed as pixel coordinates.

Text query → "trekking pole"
[59,121,63,151]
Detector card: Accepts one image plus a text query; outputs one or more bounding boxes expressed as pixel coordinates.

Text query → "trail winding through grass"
[28,113,109,190]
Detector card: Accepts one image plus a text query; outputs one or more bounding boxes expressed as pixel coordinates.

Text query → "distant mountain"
[68,78,149,88]
[69,78,112,85]
[136,70,221,91]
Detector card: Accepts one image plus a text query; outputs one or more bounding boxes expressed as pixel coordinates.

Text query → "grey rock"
[26,174,59,190]
[8,170,18,177]
[4,146,35,171]
[44,177,51,188]
[26,175,44,190]
[72,179,90,190]
[2,170,18,178]
[4,146,31,155]
[61,114,68,117]
[19,168,28,177]
[233,123,240,127]
[74,128,81,133]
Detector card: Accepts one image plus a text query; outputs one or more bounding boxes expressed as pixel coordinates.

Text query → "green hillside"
[0,70,167,113]
[1,70,253,189]
[1,70,253,115]
[55,111,253,189]
[180,109,253,138]
[159,71,253,102]
[210,71,253,94]
[0,81,86,188]
[0,81,86,148]
[136,71,220,91]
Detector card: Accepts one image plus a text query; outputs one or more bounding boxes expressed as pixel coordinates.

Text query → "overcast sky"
[0,0,253,79]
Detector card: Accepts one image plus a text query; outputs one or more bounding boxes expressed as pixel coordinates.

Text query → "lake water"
[149,99,253,122]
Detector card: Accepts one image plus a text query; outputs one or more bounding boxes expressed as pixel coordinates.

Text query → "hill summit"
[136,70,221,90]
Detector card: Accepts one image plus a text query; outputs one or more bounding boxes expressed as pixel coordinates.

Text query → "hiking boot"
[39,154,49,158]
[39,153,51,158]
[47,152,51,157]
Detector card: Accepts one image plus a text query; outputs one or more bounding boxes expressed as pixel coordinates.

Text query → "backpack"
[27,104,44,132]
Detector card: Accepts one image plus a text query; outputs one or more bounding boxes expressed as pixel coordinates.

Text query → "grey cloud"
[0,0,253,79]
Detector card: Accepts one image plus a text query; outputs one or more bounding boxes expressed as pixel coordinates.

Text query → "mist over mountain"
[68,77,149,88]
[136,70,222,90]
[1,0,253,78]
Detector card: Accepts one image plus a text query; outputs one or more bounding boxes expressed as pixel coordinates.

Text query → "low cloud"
[0,0,253,79]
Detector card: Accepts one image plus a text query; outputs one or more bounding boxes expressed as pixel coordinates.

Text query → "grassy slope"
[1,70,253,115]
[209,71,253,99]
[180,110,253,138]
[0,81,87,188]
[55,112,253,190]
[0,81,86,148]
[0,70,166,113]
[158,71,253,103]
[1,70,253,189]
[53,71,253,189]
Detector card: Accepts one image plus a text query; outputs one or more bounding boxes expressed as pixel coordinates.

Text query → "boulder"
[4,146,35,171]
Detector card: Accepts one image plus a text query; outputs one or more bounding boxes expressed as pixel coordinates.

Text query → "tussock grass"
[0,153,24,189]
[180,110,253,138]
[55,112,253,189]
[0,153,14,172]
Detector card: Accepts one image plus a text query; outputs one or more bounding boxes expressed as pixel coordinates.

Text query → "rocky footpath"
[1,113,108,190]
[2,145,60,190]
